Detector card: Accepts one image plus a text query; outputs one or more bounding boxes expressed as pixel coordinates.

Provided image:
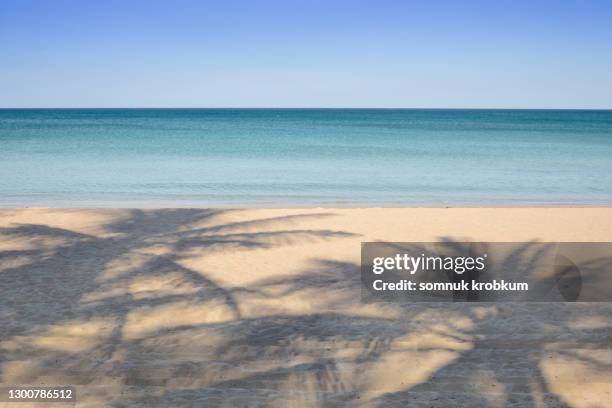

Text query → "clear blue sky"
[1,0,611,108]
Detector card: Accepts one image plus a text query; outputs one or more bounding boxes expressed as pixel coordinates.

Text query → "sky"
[1,0,611,108]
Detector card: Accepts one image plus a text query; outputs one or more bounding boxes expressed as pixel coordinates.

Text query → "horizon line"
[1,107,612,111]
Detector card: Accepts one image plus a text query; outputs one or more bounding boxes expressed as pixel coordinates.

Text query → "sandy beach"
[3,0,612,406]
[1,207,611,407]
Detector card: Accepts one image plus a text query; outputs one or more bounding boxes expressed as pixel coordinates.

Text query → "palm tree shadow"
[114,259,416,407]
[0,209,356,392]
[370,239,612,408]
[2,220,611,407]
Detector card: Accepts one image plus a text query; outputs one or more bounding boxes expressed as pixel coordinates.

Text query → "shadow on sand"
[0,209,610,407]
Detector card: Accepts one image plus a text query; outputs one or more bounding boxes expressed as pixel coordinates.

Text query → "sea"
[1,109,611,207]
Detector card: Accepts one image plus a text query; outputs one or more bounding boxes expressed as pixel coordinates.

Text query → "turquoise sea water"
[1,109,611,206]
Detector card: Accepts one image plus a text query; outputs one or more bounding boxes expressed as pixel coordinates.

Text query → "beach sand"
[0,208,611,407]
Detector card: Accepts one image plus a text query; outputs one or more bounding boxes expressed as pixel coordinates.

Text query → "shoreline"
[3,203,612,209]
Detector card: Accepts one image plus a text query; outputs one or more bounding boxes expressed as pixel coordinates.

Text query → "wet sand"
[0,208,611,407]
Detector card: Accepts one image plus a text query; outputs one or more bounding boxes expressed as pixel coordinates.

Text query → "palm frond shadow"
[1,215,611,407]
